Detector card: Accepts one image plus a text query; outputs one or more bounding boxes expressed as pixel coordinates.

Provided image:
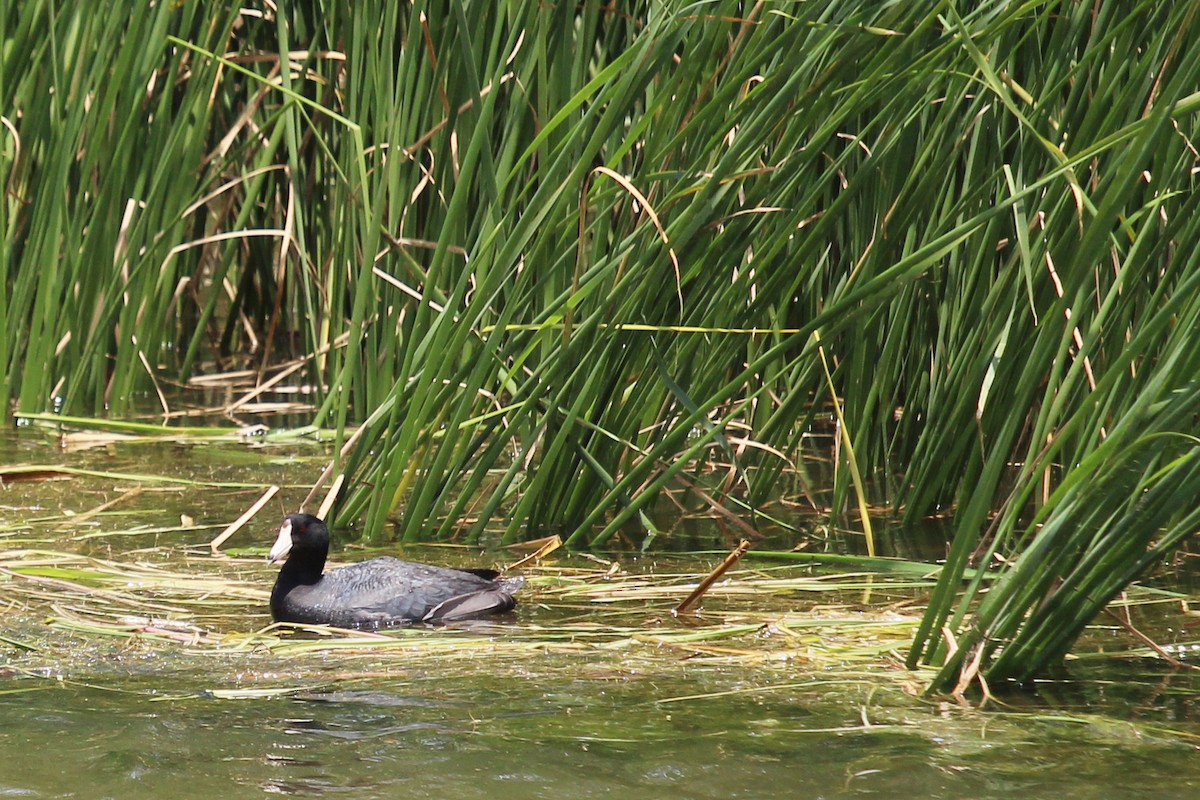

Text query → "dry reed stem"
[209,485,280,552]
[673,539,751,615]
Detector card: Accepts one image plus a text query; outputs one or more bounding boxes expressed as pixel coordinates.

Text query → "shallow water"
[2,428,1200,798]
[4,664,1200,799]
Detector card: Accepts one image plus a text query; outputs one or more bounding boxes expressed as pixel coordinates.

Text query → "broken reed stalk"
[56,486,144,528]
[673,539,751,616]
[506,534,563,572]
[209,484,280,552]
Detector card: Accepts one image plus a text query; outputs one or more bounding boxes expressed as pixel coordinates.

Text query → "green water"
[2,430,1200,798]
[4,663,1200,798]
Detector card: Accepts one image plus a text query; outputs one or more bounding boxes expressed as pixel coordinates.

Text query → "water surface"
[2,429,1199,798]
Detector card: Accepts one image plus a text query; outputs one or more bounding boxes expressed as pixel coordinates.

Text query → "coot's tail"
[423,575,525,623]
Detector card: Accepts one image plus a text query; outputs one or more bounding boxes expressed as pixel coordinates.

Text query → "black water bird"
[268,513,523,627]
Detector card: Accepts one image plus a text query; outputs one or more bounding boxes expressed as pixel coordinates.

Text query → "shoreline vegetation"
[4,2,1200,687]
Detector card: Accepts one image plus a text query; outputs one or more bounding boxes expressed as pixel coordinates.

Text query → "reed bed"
[7,0,1200,687]
[0,546,924,684]
[3,542,1184,685]
[4,541,1195,714]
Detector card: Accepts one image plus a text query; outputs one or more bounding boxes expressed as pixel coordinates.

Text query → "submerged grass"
[0,544,925,687]
[3,537,1189,693]
[3,479,1193,699]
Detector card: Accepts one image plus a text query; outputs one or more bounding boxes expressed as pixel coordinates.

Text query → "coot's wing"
[425,575,526,623]
[316,557,508,624]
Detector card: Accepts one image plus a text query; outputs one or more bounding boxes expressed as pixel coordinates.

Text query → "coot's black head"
[268,513,331,567]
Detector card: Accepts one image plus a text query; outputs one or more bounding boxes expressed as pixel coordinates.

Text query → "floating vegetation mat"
[0,546,932,696]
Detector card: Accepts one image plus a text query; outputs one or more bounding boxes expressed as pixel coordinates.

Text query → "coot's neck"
[270,547,326,620]
[275,547,327,587]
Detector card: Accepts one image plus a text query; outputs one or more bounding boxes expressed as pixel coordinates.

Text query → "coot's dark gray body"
[268,514,523,628]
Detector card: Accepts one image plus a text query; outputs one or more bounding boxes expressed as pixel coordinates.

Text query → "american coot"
[268,513,524,628]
